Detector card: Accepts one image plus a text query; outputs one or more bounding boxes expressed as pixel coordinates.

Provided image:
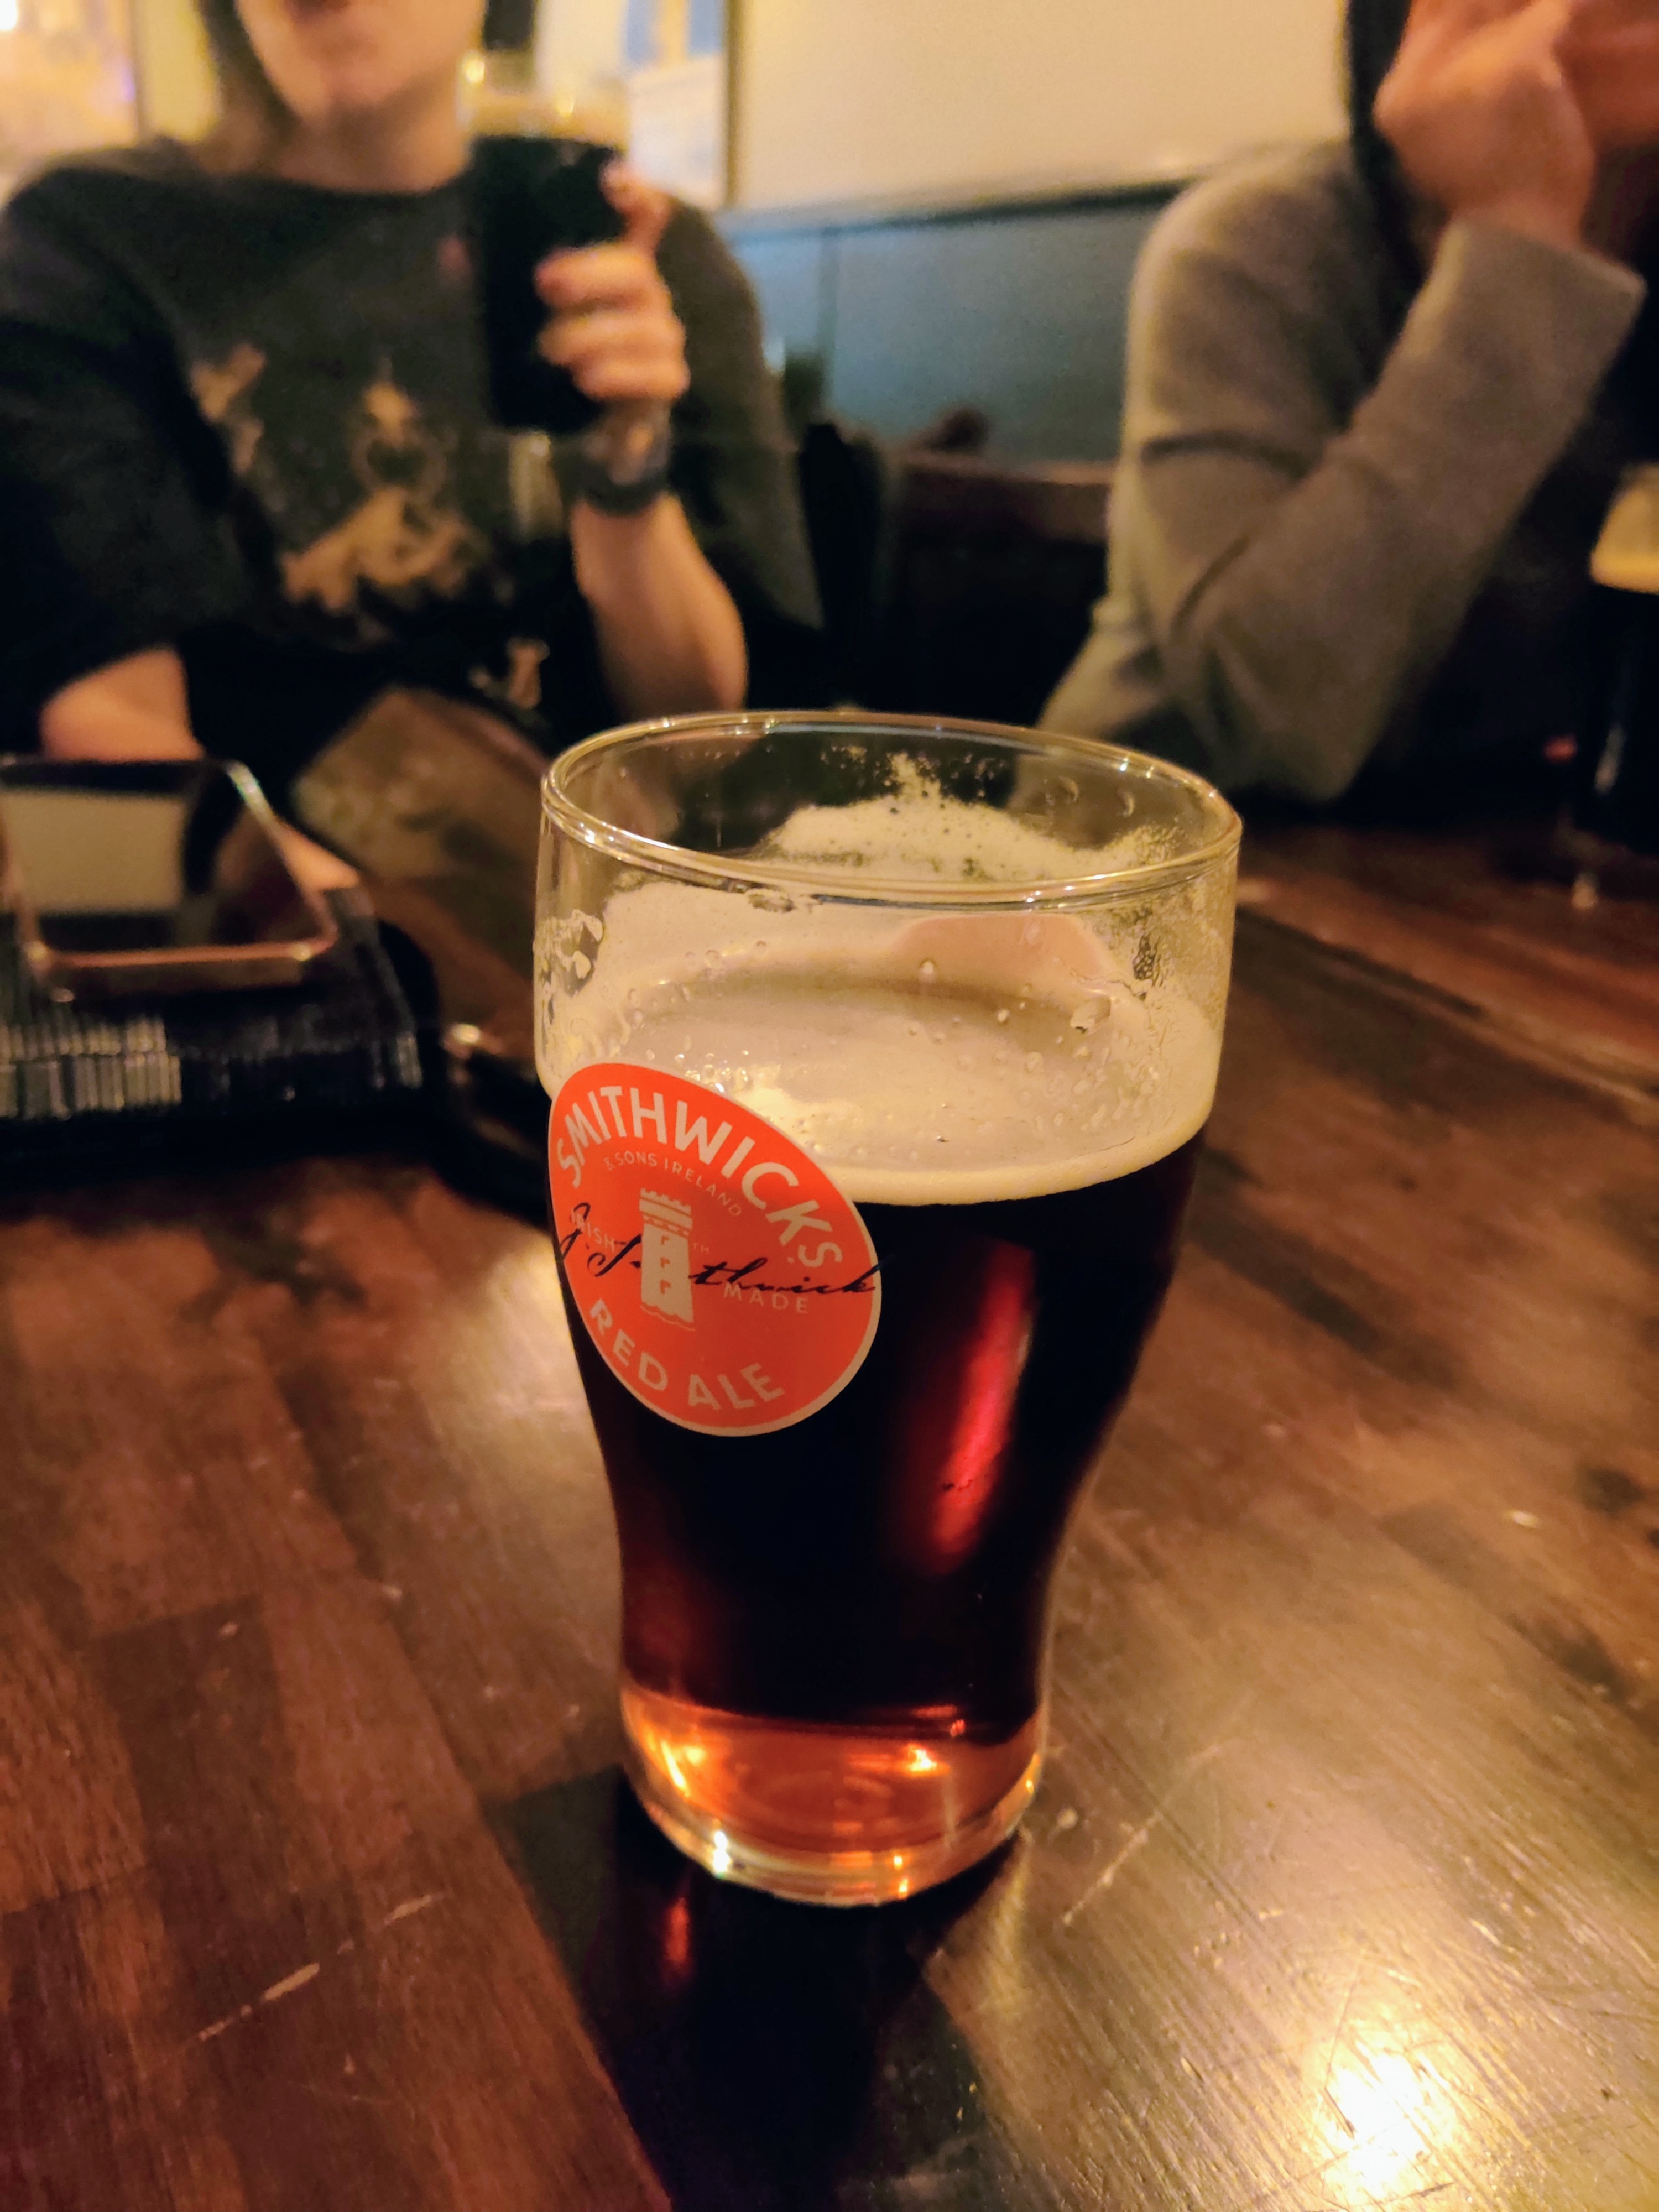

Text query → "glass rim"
[542,711,1241,907]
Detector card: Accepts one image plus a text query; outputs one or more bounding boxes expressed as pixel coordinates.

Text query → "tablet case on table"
[0,888,424,1172]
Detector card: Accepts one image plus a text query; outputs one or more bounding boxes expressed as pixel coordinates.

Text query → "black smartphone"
[0,758,337,998]
[468,135,625,435]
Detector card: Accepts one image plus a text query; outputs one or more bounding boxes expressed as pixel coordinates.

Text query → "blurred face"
[1559,0,1659,152]
[236,0,486,130]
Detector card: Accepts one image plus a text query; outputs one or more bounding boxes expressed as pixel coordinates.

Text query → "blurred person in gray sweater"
[1042,0,1657,805]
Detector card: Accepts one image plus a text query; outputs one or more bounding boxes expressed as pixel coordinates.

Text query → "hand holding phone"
[531,166,690,418]
[468,135,627,434]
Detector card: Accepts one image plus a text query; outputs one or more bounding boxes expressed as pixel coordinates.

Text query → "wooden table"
[3,827,1655,2212]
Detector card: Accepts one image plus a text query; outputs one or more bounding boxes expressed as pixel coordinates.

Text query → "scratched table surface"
[2,823,1655,2212]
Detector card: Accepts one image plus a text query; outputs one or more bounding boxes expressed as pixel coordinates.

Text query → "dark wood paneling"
[867,452,1114,724]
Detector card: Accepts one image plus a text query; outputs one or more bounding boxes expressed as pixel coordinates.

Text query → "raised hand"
[1374,0,1598,251]
[533,167,690,413]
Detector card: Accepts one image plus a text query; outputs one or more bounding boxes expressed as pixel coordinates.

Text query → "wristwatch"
[561,405,674,518]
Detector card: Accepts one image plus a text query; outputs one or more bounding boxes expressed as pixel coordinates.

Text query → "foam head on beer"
[538,771,1231,1206]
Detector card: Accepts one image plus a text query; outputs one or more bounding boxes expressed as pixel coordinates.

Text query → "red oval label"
[549,1063,881,1435]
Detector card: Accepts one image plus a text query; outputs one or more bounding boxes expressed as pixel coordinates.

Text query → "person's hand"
[270,817,359,893]
[533,167,690,414]
[1375,0,1598,252]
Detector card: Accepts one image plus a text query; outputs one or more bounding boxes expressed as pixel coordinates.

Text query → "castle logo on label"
[548,1063,881,1435]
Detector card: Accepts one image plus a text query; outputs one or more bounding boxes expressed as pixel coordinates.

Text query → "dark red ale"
[554,1129,1202,1898]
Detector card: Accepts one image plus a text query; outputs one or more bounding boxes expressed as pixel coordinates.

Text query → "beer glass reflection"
[537,716,1240,1904]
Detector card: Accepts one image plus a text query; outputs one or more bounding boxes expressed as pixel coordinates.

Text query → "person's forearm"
[571,495,747,720]
[1155,225,1644,798]
[42,705,201,760]
[40,648,202,760]
[38,648,356,888]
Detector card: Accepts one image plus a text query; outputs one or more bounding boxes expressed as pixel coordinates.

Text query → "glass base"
[620,1679,1042,1906]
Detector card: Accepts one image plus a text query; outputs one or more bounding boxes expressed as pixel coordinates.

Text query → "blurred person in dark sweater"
[0,0,820,875]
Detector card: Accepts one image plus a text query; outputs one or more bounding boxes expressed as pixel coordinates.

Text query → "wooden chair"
[870,451,1113,728]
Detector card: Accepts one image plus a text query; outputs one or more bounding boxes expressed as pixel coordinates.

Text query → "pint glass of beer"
[536,714,1239,1903]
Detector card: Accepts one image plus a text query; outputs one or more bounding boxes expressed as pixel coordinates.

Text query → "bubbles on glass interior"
[750,754,1161,885]
[541,855,1222,1193]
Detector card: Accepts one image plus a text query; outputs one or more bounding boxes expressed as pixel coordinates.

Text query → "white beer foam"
[622,977,1213,1206]
[753,782,1177,884]
[539,795,1222,1205]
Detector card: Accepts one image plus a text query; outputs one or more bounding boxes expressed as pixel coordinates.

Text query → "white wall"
[734,0,1345,210]
[116,1,1345,213]
[538,0,630,101]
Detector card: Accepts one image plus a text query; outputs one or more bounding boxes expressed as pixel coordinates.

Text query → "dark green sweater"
[0,140,822,791]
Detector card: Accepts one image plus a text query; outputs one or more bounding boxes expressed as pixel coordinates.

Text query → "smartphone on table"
[0,758,338,1000]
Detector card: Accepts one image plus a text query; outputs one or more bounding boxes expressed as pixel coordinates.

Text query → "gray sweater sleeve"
[1049,191,1645,801]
